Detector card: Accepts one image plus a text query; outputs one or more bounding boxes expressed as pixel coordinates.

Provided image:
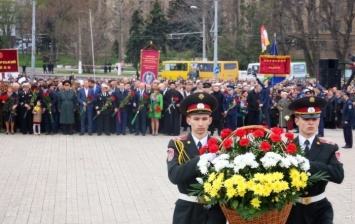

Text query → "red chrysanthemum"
[260,141,271,152]
[286,143,297,154]
[285,132,294,141]
[235,129,247,137]
[208,138,218,146]
[199,145,208,155]
[208,144,219,153]
[239,138,250,147]
[221,128,232,139]
[252,129,265,138]
[271,127,284,135]
[223,138,233,149]
[270,134,282,143]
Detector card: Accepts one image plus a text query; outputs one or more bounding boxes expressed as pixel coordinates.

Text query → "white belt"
[296,192,326,205]
[178,193,198,203]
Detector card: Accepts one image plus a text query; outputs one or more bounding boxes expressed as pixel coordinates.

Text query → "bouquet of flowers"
[225,98,239,116]
[79,94,94,116]
[190,125,327,223]
[116,90,135,122]
[24,88,39,118]
[42,92,54,123]
[166,97,179,114]
[131,93,149,125]
[93,95,116,120]
[1,94,17,119]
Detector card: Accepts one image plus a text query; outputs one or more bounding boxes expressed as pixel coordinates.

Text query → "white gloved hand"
[200,153,217,162]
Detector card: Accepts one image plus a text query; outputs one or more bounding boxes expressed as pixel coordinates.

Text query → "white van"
[246,62,307,80]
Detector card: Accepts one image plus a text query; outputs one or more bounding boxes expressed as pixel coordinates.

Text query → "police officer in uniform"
[286,96,344,224]
[167,92,226,224]
[341,90,354,148]
[222,85,239,130]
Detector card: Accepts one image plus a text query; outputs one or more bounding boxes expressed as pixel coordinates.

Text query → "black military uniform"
[18,83,34,134]
[287,96,344,224]
[167,92,226,224]
[341,90,354,148]
[95,84,113,136]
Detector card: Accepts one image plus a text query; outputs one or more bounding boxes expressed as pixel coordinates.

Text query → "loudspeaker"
[318,59,340,89]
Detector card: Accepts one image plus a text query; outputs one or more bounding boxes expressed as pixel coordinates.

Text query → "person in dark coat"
[341,90,354,148]
[222,85,239,130]
[167,92,226,224]
[181,83,193,131]
[325,90,337,129]
[113,82,131,135]
[163,82,183,136]
[287,96,344,224]
[209,84,224,135]
[133,83,150,136]
[256,76,272,128]
[58,80,77,135]
[19,83,35,134]
[246,84,261,125]
[77,80,95,135]
[40,83,58,135]
[335,90,345,128]
[94,83,113,136]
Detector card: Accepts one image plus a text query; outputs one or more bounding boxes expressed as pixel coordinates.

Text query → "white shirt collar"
[191,134,208,147]
[298,134,316,150]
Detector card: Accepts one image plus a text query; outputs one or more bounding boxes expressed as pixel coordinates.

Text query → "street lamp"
[190,5,206,61]
[213,0,218,80]
[30,0,36,79]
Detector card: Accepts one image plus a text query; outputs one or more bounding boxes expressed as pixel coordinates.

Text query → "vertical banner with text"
[140,49,160,85]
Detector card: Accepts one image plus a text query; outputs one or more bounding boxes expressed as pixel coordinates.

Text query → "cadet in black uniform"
[341,90,354,148]
[167,92,226,224]
[287,96,344,224]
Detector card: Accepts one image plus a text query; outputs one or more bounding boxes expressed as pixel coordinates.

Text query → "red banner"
[259,55,291,76]
[140,49,160,85]
[0,49,19,73]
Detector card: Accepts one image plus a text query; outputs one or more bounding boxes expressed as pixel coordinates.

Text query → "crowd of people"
[0,75,354,145]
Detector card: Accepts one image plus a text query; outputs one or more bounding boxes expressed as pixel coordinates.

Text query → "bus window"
[198,63,214,72]
[224,63,237,70]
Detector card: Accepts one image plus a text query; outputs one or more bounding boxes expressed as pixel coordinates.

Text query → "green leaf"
[231,200,239,210]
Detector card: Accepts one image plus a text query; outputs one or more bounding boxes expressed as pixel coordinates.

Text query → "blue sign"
[214,67,220,74]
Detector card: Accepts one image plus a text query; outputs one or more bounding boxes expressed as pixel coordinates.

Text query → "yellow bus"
[161,60,239,81]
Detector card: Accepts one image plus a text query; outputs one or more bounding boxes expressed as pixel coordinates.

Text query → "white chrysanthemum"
[280,155,298,168]
[260,152,282,168]
[196,177,204,184]
[213,159,232,172]
[295,155,310,171]
[233,152,259,173]
[197,158,210,174]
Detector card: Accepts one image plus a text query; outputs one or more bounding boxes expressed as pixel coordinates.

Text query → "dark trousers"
[21,109,33,134]
[173,200,226,224]
[343,127,353,147]
[80,109,93,134]
[43,111,54,133]
[62,124,73,135]
[135,109,147,135]
[97,113,110,135]
[127,106,134,133]
[318,117,324,136]
[262,108,271,128]
[116,111,127,134]
[247,110,260,125]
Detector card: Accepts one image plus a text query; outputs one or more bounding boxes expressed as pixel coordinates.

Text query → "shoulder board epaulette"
[173,135,188,141]
[318,138,336,145]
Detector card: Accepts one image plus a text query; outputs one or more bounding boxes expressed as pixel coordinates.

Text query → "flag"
[270,33,278,55]
[260,25,270,52]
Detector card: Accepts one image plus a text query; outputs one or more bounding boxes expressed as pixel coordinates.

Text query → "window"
[321,21,329,32]
[224,63,237,70]
[320,41,327,51]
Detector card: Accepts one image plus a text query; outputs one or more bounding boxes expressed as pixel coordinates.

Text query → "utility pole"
[30,1,36,79]
[213,0,218,79]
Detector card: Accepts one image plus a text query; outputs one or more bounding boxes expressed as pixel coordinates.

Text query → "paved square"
[0,129,353,224]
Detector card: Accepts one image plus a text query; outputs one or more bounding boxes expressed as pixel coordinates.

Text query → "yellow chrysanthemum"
[204,196,211,202]
[247,180,255,190]
[251,198,261,208]
[208,172,217,182]
[252,183,265,196]
[212,179,223,191]
[271,172,284,181]
[224,179,234,189]
[290,168,300,179]
[300,172,308,182]
[238,189,247,197]
[253,173,266,182]
[237,181,247,193]
[232,174,246,184]
[210,188,218,197]
[226,188,237,199]
[204,183,212,193]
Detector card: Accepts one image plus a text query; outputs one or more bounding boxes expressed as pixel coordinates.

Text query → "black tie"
[197,141,202,150]
[304,140,310,155]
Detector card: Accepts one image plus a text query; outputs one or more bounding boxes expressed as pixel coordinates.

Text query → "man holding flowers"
[167,92,226,224]
[286,96,344,224]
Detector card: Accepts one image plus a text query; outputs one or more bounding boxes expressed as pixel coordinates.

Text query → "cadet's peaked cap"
[227,85,235,90]
[179,92,218,115]
[288,96,327,119]
[62,80,71,86]
[203,82,212,88]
